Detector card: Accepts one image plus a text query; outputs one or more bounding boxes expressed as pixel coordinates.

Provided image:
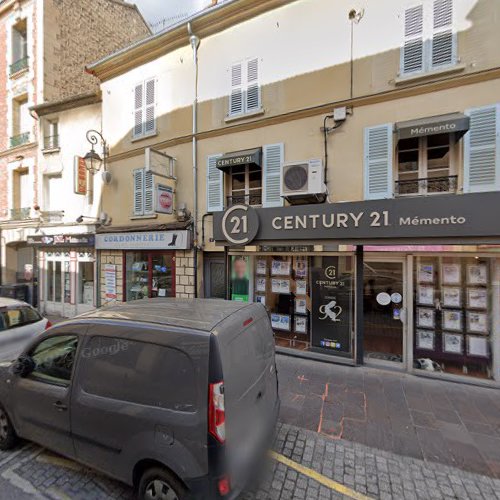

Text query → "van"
[0,298,280,499]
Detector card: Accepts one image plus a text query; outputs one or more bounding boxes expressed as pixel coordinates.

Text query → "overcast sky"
[134,0,198,24]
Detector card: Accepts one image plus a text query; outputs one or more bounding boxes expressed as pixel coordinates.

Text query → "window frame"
[228,164,262,207]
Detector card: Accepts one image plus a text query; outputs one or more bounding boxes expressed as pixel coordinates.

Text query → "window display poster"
[443,333,463,354]
[256,277,266,293]
[467,264,487,285]
[442,263,461,285]
[418,264,434,283]
[417,308,435,329]
[442,287,461,308]
[467,288,488,309]
[416,329,434,350]
[295,257,308,278]
[417,285,434,306]
[443,310,462,332]
[271,279,290,294]
[311,256,353,355]
[231,256,250,302]
[295,316,307,334]
[271,313,290,331]
[256,259,267,275]
[467,311,488,334]
[295,298,307,314]
[296,280,307,296]
[271,260,291,276]
[467,336,489,358]
[104,264,117,300]
[255,295,266,306]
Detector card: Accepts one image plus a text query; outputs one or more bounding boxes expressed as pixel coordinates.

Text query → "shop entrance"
[363,260,405,365]
[45,254,71,317]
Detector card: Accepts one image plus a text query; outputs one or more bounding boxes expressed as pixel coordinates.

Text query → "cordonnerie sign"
[213,192,500,246]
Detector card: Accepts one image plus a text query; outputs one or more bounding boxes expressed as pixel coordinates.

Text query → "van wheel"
[0,407,18,450]
[138,467,186,500]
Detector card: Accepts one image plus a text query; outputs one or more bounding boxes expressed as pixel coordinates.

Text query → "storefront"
[214,193,500,385]
[95,227,193,304]
[28,234,96,317]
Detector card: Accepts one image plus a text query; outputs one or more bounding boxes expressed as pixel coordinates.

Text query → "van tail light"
[45,320,52,330]
[217,476,231,496]
[208,381,225,444]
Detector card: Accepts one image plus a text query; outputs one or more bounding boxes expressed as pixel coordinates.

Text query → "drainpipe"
[188,22,201,298]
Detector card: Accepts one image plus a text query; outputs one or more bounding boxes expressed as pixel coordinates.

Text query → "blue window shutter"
[207,154,224,212]
[263,143,284,208]
[364,124,393,200]
[464,105,500,193]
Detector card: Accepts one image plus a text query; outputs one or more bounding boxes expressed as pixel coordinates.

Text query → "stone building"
[0,0,150,303]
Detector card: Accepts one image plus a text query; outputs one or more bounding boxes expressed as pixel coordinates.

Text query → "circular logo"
[221,205,259,246]
[391,292,403,304]
[376,292,391,306]
[325,266,337,279]
[159,191,173,210]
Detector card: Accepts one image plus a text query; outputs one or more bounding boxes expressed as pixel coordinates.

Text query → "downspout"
[188,22,201,298]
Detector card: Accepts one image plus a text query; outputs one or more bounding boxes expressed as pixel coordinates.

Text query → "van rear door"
[212,304,279,490]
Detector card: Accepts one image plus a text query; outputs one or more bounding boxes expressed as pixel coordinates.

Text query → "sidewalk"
[277,355,500,479]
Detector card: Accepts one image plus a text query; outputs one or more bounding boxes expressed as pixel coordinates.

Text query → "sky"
[134,0,199,25]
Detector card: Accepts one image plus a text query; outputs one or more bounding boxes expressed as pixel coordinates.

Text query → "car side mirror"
[11,355,35,378]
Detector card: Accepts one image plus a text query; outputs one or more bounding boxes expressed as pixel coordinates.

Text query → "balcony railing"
[10,207,30,220]
[9,56,29,75]
[226,193,262,207]
[43,135,60,150]
[10,132,30,148]
[395,175,458,196]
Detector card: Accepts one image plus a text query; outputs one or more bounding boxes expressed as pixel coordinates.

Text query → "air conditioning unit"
[281,159,325,199]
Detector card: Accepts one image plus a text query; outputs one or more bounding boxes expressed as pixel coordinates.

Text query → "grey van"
[0,299,280,500]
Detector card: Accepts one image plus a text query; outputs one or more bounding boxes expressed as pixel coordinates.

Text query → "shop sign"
[156,184,174,215]
[95,230,191,250]
[27,234,95,247]
[214,193,500,246]
[311,257,353,355]
[104,264,117,300]
[216,148,262,171]
[74,156,87,195]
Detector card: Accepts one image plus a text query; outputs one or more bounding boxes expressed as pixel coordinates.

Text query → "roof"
[0,298,29,309]
[31,92,101,117]
[76,298,250,331]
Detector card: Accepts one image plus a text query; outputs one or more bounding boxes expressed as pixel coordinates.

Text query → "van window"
[80,337,196,412]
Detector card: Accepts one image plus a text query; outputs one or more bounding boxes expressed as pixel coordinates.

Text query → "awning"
[395,112,470,141]
[216,147,262,172]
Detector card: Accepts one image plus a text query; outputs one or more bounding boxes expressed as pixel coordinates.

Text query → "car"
[0,298,51,362]
[0,298,280,500]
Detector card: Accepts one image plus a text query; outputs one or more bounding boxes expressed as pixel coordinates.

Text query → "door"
[204,253,226,299]
[11,334,79,457]
[45,257,72,316]
[363,260,406,365]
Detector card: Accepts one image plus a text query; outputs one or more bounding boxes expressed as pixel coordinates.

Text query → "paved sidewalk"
[277,355,500,479]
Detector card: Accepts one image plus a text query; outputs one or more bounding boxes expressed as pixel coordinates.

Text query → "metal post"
[355,245,364,365]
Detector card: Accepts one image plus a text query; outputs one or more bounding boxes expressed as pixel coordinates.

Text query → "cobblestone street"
[0,356,499,499]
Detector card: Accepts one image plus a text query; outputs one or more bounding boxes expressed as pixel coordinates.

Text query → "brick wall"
[175,250,196,298]
[43,0,151,102]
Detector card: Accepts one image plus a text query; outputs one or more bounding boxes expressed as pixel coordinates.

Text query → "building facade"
[89,0,500,385]
[0,0,150,308]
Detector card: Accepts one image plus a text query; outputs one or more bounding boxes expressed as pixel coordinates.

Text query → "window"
[44,120,59,150]
[229,58,261,116]
[397,135,456,195]
[21,306,42,325]
[228,164,262,207]
[11,95,30,147]
[133,168,154,216]
[80,337,196,411]
[401,0,456,76]
[10,19,28,75]
[30,335,78,384]
[10,168,30,220]
[44,175,64,212]
[133,78,156,138]
[78,262,94,305]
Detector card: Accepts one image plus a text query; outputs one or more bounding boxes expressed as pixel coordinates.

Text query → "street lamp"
[84,130,107,174]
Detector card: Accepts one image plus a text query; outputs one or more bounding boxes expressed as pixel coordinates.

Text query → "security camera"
[76,215,84,223]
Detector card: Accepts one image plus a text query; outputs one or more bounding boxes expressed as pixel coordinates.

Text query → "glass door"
[363,260,406,364]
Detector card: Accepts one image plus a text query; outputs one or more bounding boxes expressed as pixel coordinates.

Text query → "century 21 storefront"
[214,192,500,385]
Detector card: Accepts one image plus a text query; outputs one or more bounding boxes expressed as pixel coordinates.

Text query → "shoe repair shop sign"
[95,230,191,250]
[213,192,500,245]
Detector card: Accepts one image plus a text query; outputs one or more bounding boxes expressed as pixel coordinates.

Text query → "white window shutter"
[364,124,394,200]
[133,168,144,215]
[432,0,455,68]
[246,58,260,112]
[144,170,154,214]
[402,5,424,75]
[144,79,156,134]
[464,105,500,193]
[133,83,144,138]
[263,143,284,208]
[230,63,244,116]
[207,154,224,212]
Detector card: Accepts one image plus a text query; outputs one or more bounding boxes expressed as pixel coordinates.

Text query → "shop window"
[396,135,456,196]
[78,262,94,305]
[414,256,494,379]
[227,164,262,207]
[126,252,174,301]
[46,261,62,303]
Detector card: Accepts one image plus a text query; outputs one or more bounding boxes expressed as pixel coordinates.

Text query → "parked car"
[0,298,50,362]
[0,298,280,500]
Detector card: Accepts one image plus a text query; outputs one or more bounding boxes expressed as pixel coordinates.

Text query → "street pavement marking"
[270,451,373,500]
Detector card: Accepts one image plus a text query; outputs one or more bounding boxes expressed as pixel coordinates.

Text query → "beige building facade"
[90,0,500,385]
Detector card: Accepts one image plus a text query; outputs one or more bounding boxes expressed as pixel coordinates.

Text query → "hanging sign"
[155,184,174,214]
[74,156,87,195]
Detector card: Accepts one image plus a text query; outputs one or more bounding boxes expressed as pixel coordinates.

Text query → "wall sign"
[156,184,174,215]
[311,257,353,355]
[27,234,95,247]
[74,156,87,195]
[96,230,191,250]
[214,193,500,245]
[104,264,117,300]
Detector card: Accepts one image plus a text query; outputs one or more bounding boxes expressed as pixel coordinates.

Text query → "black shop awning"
[396,112,470,141]
[216,147,262,172]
